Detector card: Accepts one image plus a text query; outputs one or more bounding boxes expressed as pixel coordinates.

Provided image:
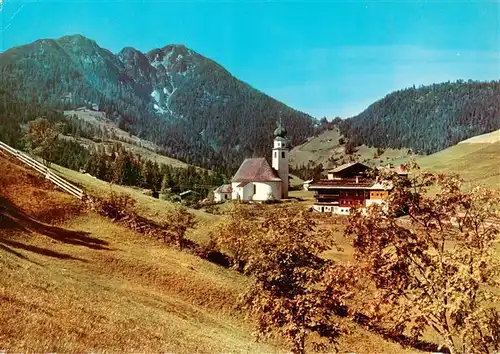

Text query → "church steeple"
[273,115,287,139]
[272,116,289,199]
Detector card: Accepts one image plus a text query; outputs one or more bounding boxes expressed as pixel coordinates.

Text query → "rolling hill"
[0,154,275,353]
[418,129,500,189]
[0,34,315,169]
[289,128,411,171]
[290,127,500,189]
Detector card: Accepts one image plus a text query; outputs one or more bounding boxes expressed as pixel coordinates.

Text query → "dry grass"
[0,155,425,353]
[50,163,221,245]
[0,156,82,223]
[0,213,282,353]
[0,156,278,352]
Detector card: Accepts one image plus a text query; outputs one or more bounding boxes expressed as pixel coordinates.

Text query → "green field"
[289,128,412,170]
[418,130,500,189]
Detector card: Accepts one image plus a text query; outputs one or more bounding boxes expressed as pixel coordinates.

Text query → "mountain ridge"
[0,34,316,171]
[339,80,500,154]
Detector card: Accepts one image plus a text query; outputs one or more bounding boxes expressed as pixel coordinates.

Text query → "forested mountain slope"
[339,81,500,154]
[0,34,315,170]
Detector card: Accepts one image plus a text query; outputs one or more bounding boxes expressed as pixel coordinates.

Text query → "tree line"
[0,89,226,201]
[26,118,226,200]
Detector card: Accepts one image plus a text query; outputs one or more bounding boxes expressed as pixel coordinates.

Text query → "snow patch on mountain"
[153,104,167,114]
[151,83,178,117]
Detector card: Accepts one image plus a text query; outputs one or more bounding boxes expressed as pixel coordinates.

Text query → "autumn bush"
[212,204,356,353]
[90,190,137,220]
[346,163,500,354]
[25,117,61,166]
[160,205,196,249]
[88,191,195,250]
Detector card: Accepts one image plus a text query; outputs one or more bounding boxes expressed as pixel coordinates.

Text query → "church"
[213,121,289,202]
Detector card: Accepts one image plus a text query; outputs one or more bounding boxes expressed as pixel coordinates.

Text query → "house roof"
[309,178,393,190]
[232,157,282,182]
[327,162,369,174]
[310,178,375,189]
[214,184,232,194]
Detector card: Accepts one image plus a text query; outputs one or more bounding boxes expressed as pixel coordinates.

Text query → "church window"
[253,184,256,194]
[282,151,285,158]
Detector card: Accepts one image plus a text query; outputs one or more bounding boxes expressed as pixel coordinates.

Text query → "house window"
[282,151,285,158]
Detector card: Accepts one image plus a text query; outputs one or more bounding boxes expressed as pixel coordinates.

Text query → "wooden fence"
[0,141,85,200]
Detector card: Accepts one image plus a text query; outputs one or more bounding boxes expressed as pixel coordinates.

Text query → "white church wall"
[231,182,253,201]
[272,148,289,199]
[252,182,280,201]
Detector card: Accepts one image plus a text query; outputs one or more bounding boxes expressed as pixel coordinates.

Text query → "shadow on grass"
[0,196,111,261]
[0,238,85,261]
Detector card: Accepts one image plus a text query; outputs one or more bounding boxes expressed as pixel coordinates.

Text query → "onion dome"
[273,123,287,138]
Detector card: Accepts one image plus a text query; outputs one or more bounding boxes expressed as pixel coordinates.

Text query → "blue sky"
[1,0,499,118]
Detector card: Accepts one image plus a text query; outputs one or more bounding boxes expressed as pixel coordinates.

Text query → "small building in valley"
[213,184,232,202]
[231,157,283,201]
[309,162,405,215]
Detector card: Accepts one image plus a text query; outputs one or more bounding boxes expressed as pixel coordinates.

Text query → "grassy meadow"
[0,154,427,353]
[289,128,412,170]
[418,130,500,189]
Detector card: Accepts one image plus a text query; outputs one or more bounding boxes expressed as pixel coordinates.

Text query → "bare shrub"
[89,190,137,221]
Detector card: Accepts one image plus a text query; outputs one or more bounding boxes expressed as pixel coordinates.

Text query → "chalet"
[309,162,405,215]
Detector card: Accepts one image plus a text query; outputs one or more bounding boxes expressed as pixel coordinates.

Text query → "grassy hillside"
[64,109,191,168]
[290,126,499,190]
[0,155,276,352]
[0,155,425,353]
[418,129,500,189]
[50,162,221,246]
[289,128,411,171]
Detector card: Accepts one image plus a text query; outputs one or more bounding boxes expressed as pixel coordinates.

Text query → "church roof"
[232,158,282,183]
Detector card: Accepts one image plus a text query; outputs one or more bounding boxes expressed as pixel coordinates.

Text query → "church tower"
[272,118,289,199]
